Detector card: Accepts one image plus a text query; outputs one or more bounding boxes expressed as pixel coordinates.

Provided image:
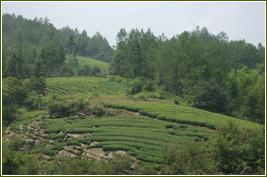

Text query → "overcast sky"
[1,1,266,46]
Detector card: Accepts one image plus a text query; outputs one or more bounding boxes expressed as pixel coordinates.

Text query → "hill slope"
[5,76,262,169]
[45,76,127,96]
[77,56,110,73]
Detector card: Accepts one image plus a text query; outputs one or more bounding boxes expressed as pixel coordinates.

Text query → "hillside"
[2,14,114,78]
[76,56,110,74]
[4,76,263,174]
[2,11,264,175]
[45,76,127,96]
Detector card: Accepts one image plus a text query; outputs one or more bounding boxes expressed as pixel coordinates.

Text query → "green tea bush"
[42,148,58,156]
[66,141,81,146]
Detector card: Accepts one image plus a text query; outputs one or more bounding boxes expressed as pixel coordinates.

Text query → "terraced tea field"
[46,76,128,96]
[26,114,214,166]
[103,97,262,130]
[4,76,263,173]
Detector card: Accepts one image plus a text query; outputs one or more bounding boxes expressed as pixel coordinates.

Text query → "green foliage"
[134,163,157,175]
[64,53,79,75]
[3,14,114,78]
[215,122,265,175]
[128,78,144,94]
[60,27,114,61]
[111,28,157,78]
[77,55,110,73]
[111,27,265,122]
[161,142,218,175]
[76,55,110,76]
[105,98,261,130]
[226,67,264,122]
[24,77,46,94]
[2,137,38,175]
[2,77,26,125]
[47,96,88,117]
[2,13,265,175]
[46,76,129,96]
[23,91,43,110]
[173,97,182,105]
[127,78,156,95]
[192,80,228,114]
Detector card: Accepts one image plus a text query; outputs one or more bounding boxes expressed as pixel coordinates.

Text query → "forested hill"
[110,28,265,123]
[2,13,114,77]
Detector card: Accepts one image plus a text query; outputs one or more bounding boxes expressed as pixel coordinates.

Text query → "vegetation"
[76,55,110,74]
[45,76,128,96]
[104,97,261,130]
[111,27,264,123]
[160,122,264,175]
[2,13,265,175]
[3,13,114,78]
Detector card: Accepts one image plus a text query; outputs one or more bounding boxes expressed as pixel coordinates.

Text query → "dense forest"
[2,13,114,78]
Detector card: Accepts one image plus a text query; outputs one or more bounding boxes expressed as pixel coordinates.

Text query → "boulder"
[58,150,77,157]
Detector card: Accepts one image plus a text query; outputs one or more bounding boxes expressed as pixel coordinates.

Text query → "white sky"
[1,1,266,47]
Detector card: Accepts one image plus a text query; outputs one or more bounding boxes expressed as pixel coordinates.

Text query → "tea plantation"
[4,76,263,174]
[46,76,128,96]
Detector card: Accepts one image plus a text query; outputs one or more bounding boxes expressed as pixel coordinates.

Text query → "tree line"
[111,27,265,123]
[2,13,114,78]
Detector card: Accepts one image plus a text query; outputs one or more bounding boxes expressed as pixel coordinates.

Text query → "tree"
[215,122,264,175]
[226,67,264,122]
[192,80,228,114]
[8,53,17,77]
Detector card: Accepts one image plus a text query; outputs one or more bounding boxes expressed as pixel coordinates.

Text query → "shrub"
[2,137,37,175]
[78,65,92,75]
[174,99,180,105]
[215,122,265,175]
[59,64,75,76]
[109,75,128,85]
[91,66,101,76]
[8,136,24,151]
[134,163,157,175]
[128,78,157,95]
[47,98,87,118]
[128,78,144,94]
[24,77,46,94]
[24,91,43,110]
[161,141,218,175]
[42,148,58,156]
[66,141,81,146]
[143,80,156,92]
[109,154,135,175]
[89,104,105,117]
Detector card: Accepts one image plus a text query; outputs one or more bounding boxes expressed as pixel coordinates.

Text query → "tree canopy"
[111,27,265,122]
